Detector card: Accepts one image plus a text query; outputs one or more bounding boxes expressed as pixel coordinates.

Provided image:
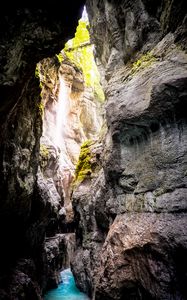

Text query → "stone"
[44,233,75,290]
[0,2,187,299]
[0,5,85,298]
[95,213,187,300]
[72,1,187,299]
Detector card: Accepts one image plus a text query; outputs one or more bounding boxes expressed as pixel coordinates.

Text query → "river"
[44,268,90,300]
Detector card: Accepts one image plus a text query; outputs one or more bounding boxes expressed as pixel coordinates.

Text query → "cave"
[0,2,187,300]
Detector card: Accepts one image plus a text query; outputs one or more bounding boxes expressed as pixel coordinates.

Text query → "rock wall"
[38,47,103,229]
[38,57,85,227]
[44,233,75,289]
[72,1,187,299]
[0,3,186,300]
[32,27,103,293]
[0,5,85,299]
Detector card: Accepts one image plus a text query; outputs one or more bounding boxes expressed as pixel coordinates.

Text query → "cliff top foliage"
[57,14,105,102]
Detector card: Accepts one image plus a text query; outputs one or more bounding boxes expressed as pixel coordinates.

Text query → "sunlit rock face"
[72,1,187,299]
[39,58,83,213]
[38,53,103,224]
[37,49,103,294]
[0,5,85,299]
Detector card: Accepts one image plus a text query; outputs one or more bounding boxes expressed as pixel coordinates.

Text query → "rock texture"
[44,233,75,289]
[0,3,186,300]
[72,1,187,299]
[0,5,85,299]
[38,49,103,226]
[96,213,187,300]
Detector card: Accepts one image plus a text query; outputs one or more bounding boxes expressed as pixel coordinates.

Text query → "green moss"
[56,53,64,64]
[40,144,49,170]
[132,52,157,74]
[40,144,49,158]
[122,51,158,83]
[39,81,43,89]
[74,140,93,184]
[35,65,40,79]
[37,102,44,117]
[80,139,93,149]
[35,62,43,89]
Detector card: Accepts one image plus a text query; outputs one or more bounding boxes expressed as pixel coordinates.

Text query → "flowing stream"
[44,268,90,300]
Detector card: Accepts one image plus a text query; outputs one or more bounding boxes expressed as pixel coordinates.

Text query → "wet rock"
[72,168,108,296]
[38,52,103,228]
[0,4,85,298]
[72,1,187,299]
[37,170,61,214]
[0,259,42,300]
[96,213,187,300]
[44,233,75,290]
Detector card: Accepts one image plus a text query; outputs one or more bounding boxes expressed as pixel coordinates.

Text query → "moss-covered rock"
[74,140,93,184]
[131,51,157,73]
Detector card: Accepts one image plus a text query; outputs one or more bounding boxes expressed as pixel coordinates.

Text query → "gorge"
[0,1,187,300]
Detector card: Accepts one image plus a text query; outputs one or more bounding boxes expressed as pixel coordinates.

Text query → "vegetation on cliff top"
[58,15,105,102]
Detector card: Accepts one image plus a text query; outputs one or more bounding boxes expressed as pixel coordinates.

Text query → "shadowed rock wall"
[0,5,85,299]
[72,1,187,299]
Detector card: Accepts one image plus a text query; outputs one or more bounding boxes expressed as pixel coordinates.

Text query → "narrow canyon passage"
[37,8,104,298]
[44,269,89,300]
[0,2,187,300]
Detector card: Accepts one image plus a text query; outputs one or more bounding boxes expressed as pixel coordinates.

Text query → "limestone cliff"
[72,1,187,299]
[0,5,85,299]
[36,25,104,291]
[0,3,186,300]
[38,53,102,210]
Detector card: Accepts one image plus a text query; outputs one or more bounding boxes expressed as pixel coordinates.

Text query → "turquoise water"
[44,268,90,300]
